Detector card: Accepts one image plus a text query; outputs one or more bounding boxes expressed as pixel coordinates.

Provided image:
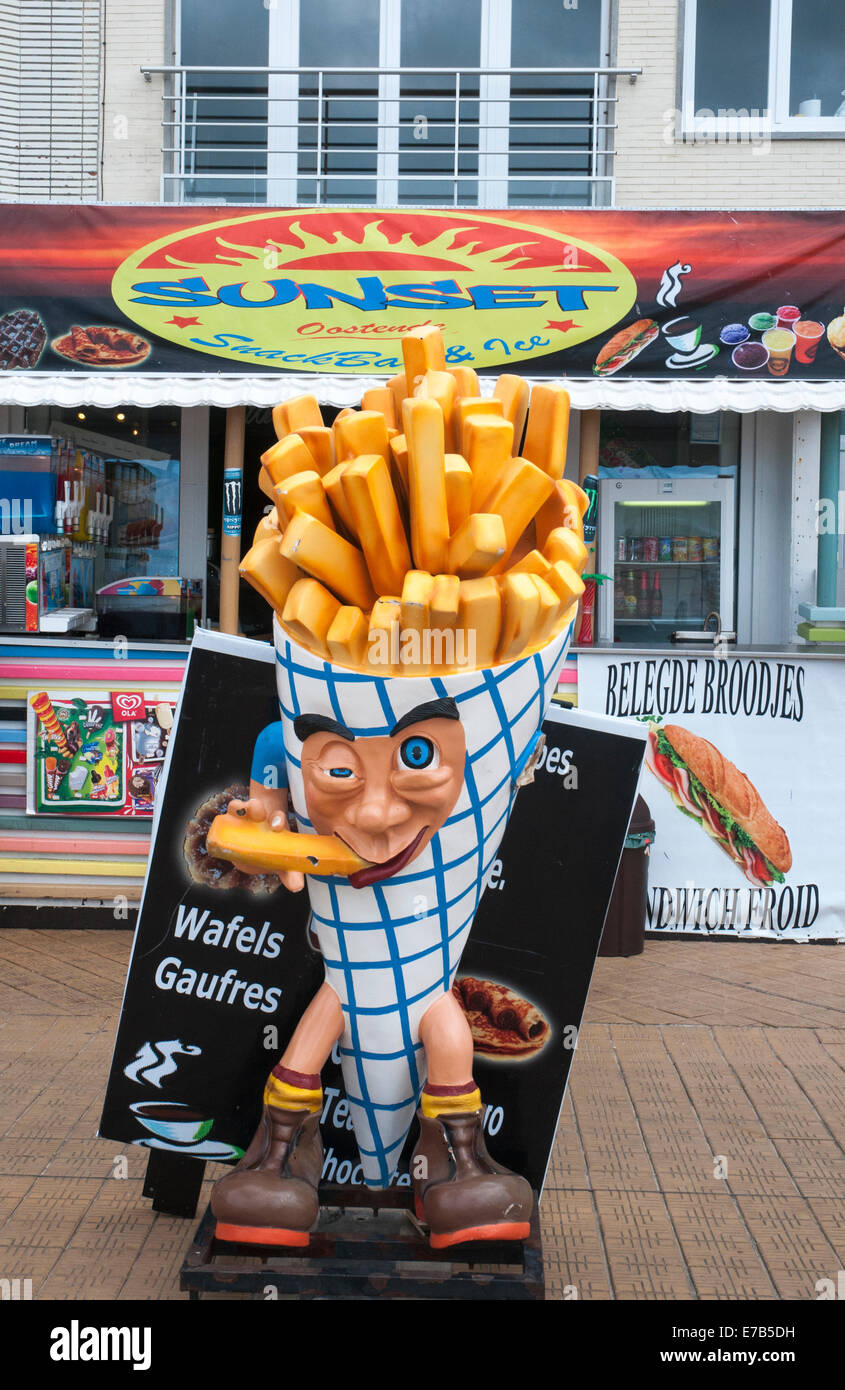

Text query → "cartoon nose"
[349,779,411,832]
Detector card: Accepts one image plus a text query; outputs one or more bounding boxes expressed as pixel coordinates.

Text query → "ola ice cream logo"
[112,210,636,374]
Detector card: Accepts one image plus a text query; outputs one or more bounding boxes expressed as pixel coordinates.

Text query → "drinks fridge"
[598,475,735,645]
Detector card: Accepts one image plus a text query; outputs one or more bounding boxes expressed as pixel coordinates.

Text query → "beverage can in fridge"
[672,536,689,562]
[702,537,719,561]
[688,536,704,562]
[658,536,673,561]
[644,536,659,562]
[630,537,644,562]
[616,537,628,561]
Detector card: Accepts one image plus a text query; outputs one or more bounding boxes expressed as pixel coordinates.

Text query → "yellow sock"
[264,1073,323,1114]
[421,1085,482,1119]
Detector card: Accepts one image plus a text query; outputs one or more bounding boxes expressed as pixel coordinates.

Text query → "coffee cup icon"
[662,317,702,354]
[130,1101,213,1145]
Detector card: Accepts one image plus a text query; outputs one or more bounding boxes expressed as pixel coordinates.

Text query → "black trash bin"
[599,795,655,957]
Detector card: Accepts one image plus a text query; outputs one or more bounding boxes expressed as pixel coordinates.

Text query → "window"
[681,0,845,137]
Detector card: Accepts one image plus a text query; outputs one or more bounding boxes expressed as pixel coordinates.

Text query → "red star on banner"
[545,319,579,333]
[166,315,202,328]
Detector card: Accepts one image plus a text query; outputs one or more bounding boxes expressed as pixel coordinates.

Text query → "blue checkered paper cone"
[273,615,573,1187]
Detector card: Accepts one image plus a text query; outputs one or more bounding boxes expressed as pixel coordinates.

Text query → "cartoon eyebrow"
[293,714,355,743]
[390,698,459,737]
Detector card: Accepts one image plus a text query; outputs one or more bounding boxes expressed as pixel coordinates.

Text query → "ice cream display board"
[27,689,176,816]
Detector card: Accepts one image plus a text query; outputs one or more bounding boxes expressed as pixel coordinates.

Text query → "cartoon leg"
[411,990,533,1249]
[211,981,343,1247]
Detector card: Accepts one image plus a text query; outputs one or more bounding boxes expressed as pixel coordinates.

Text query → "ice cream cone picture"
[30,692,72,757]
[208,328,589,1248]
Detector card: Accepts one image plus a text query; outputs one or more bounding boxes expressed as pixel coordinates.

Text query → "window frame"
[679,0,845,139]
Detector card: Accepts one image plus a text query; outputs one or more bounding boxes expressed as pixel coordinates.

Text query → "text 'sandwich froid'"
[645,723,792,889]
[593,319,658,376]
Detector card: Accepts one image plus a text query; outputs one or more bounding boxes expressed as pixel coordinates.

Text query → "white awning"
[2,372,845,413]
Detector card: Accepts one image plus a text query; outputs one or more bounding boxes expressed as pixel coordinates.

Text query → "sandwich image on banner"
[593,318,659,376]
[273,615,572,1187]
[645,722,792,890]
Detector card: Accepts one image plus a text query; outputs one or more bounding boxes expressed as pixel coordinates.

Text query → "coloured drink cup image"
[748,312,776,333]
[732,341,770,373]
[793,320,824,364]
[775,306,801,331]
[720,324,749,347]
[762,328,796,376]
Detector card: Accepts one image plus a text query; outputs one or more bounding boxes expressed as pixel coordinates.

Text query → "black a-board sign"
[100,628,645,1198]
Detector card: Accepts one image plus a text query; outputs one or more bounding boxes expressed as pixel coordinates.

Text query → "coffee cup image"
[661,316,702,353]
[130,1101,213,1145]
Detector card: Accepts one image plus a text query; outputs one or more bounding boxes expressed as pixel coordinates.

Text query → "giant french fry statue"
[207,328,589,1250]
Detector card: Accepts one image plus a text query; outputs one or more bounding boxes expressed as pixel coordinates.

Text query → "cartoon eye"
[328,766,354,779]
[399,736,437,770]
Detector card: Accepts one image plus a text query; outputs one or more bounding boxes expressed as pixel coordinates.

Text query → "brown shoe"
[411,1107,533,1249]
[211,1104,322,1248]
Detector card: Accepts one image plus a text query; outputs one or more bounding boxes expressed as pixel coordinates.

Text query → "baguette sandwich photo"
[592,318,658,376]
[645,723,792,889]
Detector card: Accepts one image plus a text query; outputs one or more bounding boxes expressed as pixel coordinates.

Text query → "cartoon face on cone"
[273,614,572,1186]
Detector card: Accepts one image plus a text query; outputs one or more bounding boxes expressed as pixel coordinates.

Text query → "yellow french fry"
[387,372,409,421]
[273,394,323,439]
[334,410,391,466]
[207,816,367,878]
[389,434,410,501]
[327,605,370,669]
[402,325,446,394]
[414,370,458,450]
[464,415,514,512]
[448,513,507,579]
[508,548,551,578]
[253,509,281,545]
[430,573,460,635]
[273,471,335,532]
[454,397,504,456]
[546,558,586,610]
[528,574,561,648]
[259,465,276,502]
[493,375,530,449]
[544,524,589,574]
[522,383,570,480]
[535,478,588,547]
[281,577,341,658]
[444,454,472,533]
[262,434,318,486]
[484,458,555,570]
[361,387,397,429]
[458,577,501,669]
[341,454,412,597]
[322,462,358,539]
[448,365,480,398]
[401,569,434,644]
[239,538,302,612]
[498,573,542,662]
[280,509,376,611]
[402,396,450,574]
[368,596,402,673]
[297,426,335,477]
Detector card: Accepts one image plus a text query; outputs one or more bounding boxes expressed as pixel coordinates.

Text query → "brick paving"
[0,930,842,1301]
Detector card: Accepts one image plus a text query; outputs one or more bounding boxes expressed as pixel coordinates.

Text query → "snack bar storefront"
[1,204,843,934]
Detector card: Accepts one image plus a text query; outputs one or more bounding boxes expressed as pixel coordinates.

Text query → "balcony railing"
[141,64,640,207]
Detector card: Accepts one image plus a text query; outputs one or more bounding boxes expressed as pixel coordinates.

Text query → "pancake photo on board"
[452,975,551,1059]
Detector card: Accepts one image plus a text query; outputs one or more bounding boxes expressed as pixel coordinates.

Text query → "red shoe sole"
[215,1221,310,1248]
[429,1221,531,1249]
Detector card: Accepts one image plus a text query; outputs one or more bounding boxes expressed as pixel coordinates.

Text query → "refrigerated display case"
[597,476,735,645]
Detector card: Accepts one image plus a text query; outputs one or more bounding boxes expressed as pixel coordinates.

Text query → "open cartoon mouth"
[346,827,429,889]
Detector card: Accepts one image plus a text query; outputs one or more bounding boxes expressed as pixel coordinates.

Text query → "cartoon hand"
[225,791,305,893]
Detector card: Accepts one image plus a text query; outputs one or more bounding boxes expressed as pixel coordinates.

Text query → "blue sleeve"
[250,721,288,791]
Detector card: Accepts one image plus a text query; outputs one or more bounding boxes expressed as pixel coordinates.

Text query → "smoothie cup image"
[732,341,770,374]
[775,305,801,331]
[762,328,796,376]
[267,615,574,1187]
[793,320,824,364]
[661,317,701,353]
[748,312,776,334]
[720,323,750,347]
